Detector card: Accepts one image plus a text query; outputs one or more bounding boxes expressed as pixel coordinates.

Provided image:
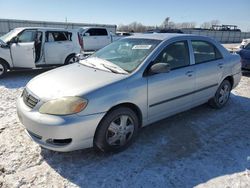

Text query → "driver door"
[147,40,195,123]
[10,30,36,68]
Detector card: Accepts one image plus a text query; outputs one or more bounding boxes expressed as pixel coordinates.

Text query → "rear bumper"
[232,72,242,89]
[17,97,105,152]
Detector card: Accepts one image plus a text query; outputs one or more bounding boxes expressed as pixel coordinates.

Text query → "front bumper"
[16,97,105,152]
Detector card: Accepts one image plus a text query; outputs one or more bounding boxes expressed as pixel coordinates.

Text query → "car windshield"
[0,28,22,43]
[90,38,161,73]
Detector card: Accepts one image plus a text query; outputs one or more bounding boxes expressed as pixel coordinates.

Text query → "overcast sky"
[1,0,250,31]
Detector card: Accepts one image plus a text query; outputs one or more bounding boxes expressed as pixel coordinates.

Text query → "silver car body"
[17,34,242,151]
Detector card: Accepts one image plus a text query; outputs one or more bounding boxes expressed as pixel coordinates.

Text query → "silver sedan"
[17,34,242,152]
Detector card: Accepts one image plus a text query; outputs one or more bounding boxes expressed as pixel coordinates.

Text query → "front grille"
[22,89,39,109]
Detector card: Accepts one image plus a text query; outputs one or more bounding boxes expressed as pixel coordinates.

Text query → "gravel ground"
[0,69,250,188]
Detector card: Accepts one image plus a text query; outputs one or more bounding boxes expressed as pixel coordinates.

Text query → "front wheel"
[94,107,139,153]
[209,79,232,109]
[0,62,7,78]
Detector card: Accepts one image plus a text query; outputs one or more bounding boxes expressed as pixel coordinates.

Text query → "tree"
[201,20,221,29]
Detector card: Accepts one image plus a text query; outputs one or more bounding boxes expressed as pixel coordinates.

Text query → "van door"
[10,30,36,68]
[44,31,72,65]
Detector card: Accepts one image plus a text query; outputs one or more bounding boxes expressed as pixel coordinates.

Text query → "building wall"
[181,29,250,43]
[0,18,117,36]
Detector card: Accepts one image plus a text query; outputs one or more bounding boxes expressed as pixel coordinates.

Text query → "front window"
[91,38,161,73]
[18,30,36,43]
[155,41,190,70]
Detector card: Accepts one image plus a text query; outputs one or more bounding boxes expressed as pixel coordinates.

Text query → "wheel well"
[0,58,10,69]
[64,53,76,64]
[224,76,234,89]
[93,103,143,146]
[106,103,143,128]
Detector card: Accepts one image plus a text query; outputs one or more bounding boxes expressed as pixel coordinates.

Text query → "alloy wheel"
[218,84,230,105]
[106,115,135,146]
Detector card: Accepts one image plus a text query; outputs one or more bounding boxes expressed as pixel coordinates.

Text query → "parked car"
[239,38,250,49]
[78,27,121,52]
[17,34,241,153]
[116,31,132,36]
[237,40,250,70]
[0,27,82,78]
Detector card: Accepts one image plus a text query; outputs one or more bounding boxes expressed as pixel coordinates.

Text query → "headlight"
[39,97,87,115]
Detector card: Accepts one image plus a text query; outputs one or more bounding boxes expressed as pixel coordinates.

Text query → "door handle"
[185,71,193,77]
[218,63,224,68]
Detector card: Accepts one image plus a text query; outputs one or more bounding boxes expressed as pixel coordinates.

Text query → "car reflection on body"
[17,34,241,152]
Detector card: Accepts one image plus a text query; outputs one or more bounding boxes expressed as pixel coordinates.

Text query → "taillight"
[78,33,83,49]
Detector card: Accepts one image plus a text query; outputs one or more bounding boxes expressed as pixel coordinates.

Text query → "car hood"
[26,63,127,100]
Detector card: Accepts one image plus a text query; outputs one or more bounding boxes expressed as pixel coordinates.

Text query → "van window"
[45,31,71,42]
[18,30,36,43]
[191,41,222,64]
[155,41,190,70]
[87,28,108,36]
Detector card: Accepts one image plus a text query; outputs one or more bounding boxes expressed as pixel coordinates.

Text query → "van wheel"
[0,62,7,78]
[94,107,139,153]
[209,80,232,109]
[65,54,78,65]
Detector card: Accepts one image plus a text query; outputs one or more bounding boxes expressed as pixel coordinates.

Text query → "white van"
[0,27,83,78]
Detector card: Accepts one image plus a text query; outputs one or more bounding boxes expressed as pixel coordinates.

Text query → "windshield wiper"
[101,63,128,74]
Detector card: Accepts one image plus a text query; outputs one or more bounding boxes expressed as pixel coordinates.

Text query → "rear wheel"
[209,79,232,109]
[64,54,78,65]
[0,61,7,78]
[94,107,139,153]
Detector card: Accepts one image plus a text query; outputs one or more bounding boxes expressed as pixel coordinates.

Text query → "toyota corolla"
[17,34,241,152]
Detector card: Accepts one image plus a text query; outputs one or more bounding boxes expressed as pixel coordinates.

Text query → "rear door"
[147,40,195,122]
[44,31,72,65]
[191,40,224,103]
[10,29,36,68]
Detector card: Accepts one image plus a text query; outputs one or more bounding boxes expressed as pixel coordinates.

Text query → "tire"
[94,107,139,153]
[64,54,78,65]
[0,61,7,78]
[209,79,232,109]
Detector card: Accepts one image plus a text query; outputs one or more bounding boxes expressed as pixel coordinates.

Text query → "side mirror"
[84,33,90,37]
[149,62,170,75]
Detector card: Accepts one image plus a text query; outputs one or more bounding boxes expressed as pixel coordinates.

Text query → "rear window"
[46,31,72,42]
[87,28,108,36]
[191,40,222,64]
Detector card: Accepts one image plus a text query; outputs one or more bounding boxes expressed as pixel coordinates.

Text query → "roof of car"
[14,27,76,32]
[127,33,197,41]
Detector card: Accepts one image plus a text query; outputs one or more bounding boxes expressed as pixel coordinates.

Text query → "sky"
[0,0,250,31]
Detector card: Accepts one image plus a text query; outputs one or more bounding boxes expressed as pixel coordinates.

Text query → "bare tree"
[161,17,170,28]
[201,20,221,29]
[200,22,211,29]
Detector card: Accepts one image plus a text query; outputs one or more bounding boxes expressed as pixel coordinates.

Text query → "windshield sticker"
[132,45,152,50]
